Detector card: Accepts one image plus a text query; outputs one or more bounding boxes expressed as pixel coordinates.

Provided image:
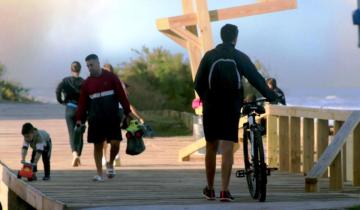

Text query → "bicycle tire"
[243,128,259,199]
[254,130,267,202]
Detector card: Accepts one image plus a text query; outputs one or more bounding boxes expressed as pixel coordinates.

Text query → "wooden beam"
[157,0,297,30]
[178,137,206,161]
[334,121,346,181]
[0,165,8,210]
[330,120,344,191]
[186,41,202,80]
[316,119,329,178]
[329,150,343,191]
[267,105,353,121]
[182,0,202,88]
[279,116,290,171]
[289,117,301,173]
[156,13,197,30]
[303,118,314,175]
[209,0,297,22]
[161,29,187,48]
[170,27,201,49]
[353,123,360,186]
[195,0,213,53]
[305,111,360,192]
[267,115,279,167]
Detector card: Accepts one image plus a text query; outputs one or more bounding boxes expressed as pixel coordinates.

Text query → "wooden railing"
[265,105,360,192]
[0,162,65,210]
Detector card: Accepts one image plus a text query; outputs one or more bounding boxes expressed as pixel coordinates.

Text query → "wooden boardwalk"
[0,103,359,209]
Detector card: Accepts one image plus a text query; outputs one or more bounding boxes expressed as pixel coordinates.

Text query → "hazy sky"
[0,0,359,100]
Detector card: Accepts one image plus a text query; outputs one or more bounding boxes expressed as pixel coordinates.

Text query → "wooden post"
[182,0,202,80]
[329,151,343,191]
[289,117,301,173]
[279,116,290,171]
[353,123,360,186]
[316,119,329,177]
[195,0,214,53]
[330,119,344,190]
[303,118,314,174]
[0,165,9,210]
[334,121,346,180]
[267,115,279,167]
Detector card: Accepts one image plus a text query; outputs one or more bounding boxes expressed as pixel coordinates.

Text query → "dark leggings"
[31,145,51,177]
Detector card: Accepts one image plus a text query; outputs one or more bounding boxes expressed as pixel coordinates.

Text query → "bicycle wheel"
[255,130,267,202]
[243,129,259,199]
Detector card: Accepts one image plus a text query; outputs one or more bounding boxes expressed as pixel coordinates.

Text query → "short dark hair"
[85,54,99,62]
[22,123,34,135]
[221,24,238,43]
[71,61,81,73]
[266,78,277,88]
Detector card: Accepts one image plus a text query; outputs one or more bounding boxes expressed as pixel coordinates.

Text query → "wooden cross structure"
[157,0,297,162]
[156,0,297,80]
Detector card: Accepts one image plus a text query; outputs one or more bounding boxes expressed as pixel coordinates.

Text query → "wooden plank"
[157,0,297,30]
[182,0,202,80]
[209,0,297,22]
[186,42,202,80]
[353,123,360,186]
[334,121,346,180]
[289,117,301,173]
[178,137,206,161]
[0,162,65,210]
[279,116,289,171]
[171,27,201,49]
[303,118,314,174]
[267,105,352,121]
[195,0,213,53]
[329,151,343,191]
[330,120,344,191]
[267,115,278,167]
[161,29,187,48]
[0,165,9,210]
[306,111,360,192]
[156,13,197,30]
[316,119,329,178]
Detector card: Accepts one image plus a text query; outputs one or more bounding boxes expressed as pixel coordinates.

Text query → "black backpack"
[208,53,241,90]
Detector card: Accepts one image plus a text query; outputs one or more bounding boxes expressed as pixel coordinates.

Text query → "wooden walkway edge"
[0,161,65,210]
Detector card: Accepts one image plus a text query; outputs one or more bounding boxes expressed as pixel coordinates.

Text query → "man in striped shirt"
[76,54,133,181]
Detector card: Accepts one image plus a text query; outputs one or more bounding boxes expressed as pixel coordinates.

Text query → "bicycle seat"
[242,104,265,115]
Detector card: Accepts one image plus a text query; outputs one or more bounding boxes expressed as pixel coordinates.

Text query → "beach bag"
[125,120,145,155]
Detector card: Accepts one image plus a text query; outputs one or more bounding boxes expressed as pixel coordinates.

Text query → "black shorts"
[87,118,122,144]
[203,110,240,143]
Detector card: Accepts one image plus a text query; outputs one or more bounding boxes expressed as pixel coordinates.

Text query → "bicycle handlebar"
[242,97,269,105]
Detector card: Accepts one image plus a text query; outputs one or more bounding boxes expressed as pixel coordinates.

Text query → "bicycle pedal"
[266,167,278,176]
[236,169,246,178]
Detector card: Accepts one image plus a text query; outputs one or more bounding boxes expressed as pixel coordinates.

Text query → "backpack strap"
[208,49,241,90]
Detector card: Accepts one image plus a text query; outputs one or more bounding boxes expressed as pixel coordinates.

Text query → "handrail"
[305,111,360,192]
[266,105,353,121]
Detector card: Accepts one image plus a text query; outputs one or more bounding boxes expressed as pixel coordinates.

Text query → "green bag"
[125,120,145,155]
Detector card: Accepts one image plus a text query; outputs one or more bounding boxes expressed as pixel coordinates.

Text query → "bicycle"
[236,98,277,202]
